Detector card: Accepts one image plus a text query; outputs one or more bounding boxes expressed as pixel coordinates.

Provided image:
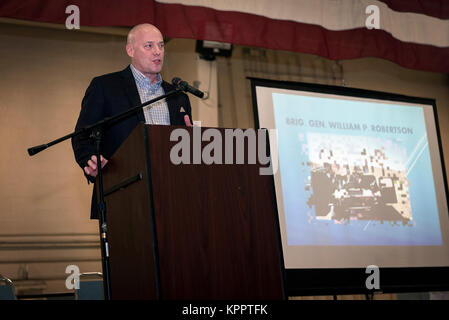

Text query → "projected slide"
[273,93,442,246]
[253,79,449,270]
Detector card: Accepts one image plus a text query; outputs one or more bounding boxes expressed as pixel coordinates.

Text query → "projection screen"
[251,78,449,294]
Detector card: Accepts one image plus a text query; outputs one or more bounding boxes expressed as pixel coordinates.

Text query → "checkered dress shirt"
[130,64,170,125]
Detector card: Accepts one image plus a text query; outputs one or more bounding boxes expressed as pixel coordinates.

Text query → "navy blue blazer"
[72,65,193,219]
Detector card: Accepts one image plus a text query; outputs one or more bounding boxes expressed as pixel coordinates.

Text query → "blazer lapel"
[120,65,145,122]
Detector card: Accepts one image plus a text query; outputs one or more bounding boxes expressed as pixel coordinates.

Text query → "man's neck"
[145,73,158,85]
[131,64,160,84]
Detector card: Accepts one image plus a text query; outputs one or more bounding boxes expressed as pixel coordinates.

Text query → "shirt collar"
[130,64,162,93]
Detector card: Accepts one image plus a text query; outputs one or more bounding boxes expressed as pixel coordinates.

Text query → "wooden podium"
[100,123,285,299]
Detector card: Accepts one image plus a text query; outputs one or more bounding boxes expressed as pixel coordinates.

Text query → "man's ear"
[125,43,134,58]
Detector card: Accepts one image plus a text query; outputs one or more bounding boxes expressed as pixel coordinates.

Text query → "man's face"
[126,26,164,80]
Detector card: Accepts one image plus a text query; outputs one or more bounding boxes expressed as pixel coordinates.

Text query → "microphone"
[172,77,205,99]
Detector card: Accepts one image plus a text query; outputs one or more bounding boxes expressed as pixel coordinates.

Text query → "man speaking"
[72,24,193,219]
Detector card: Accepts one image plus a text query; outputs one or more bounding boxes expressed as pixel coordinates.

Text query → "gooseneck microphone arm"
[28,85,184,156]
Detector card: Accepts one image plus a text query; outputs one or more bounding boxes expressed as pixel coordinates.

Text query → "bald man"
[72,24,193,219]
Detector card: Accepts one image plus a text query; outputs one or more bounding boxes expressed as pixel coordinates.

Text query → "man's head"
[126,24,164,83]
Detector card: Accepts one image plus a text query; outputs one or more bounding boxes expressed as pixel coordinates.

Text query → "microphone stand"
[27,87,184,300]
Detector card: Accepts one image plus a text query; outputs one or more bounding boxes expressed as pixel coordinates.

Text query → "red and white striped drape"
[1,0,448,73]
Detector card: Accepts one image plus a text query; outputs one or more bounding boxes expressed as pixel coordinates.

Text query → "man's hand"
[84,155,108,178]
[184,115,193,127]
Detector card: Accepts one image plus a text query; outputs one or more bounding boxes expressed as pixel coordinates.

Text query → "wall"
[0,23,127,294]
[0,22,210,294]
